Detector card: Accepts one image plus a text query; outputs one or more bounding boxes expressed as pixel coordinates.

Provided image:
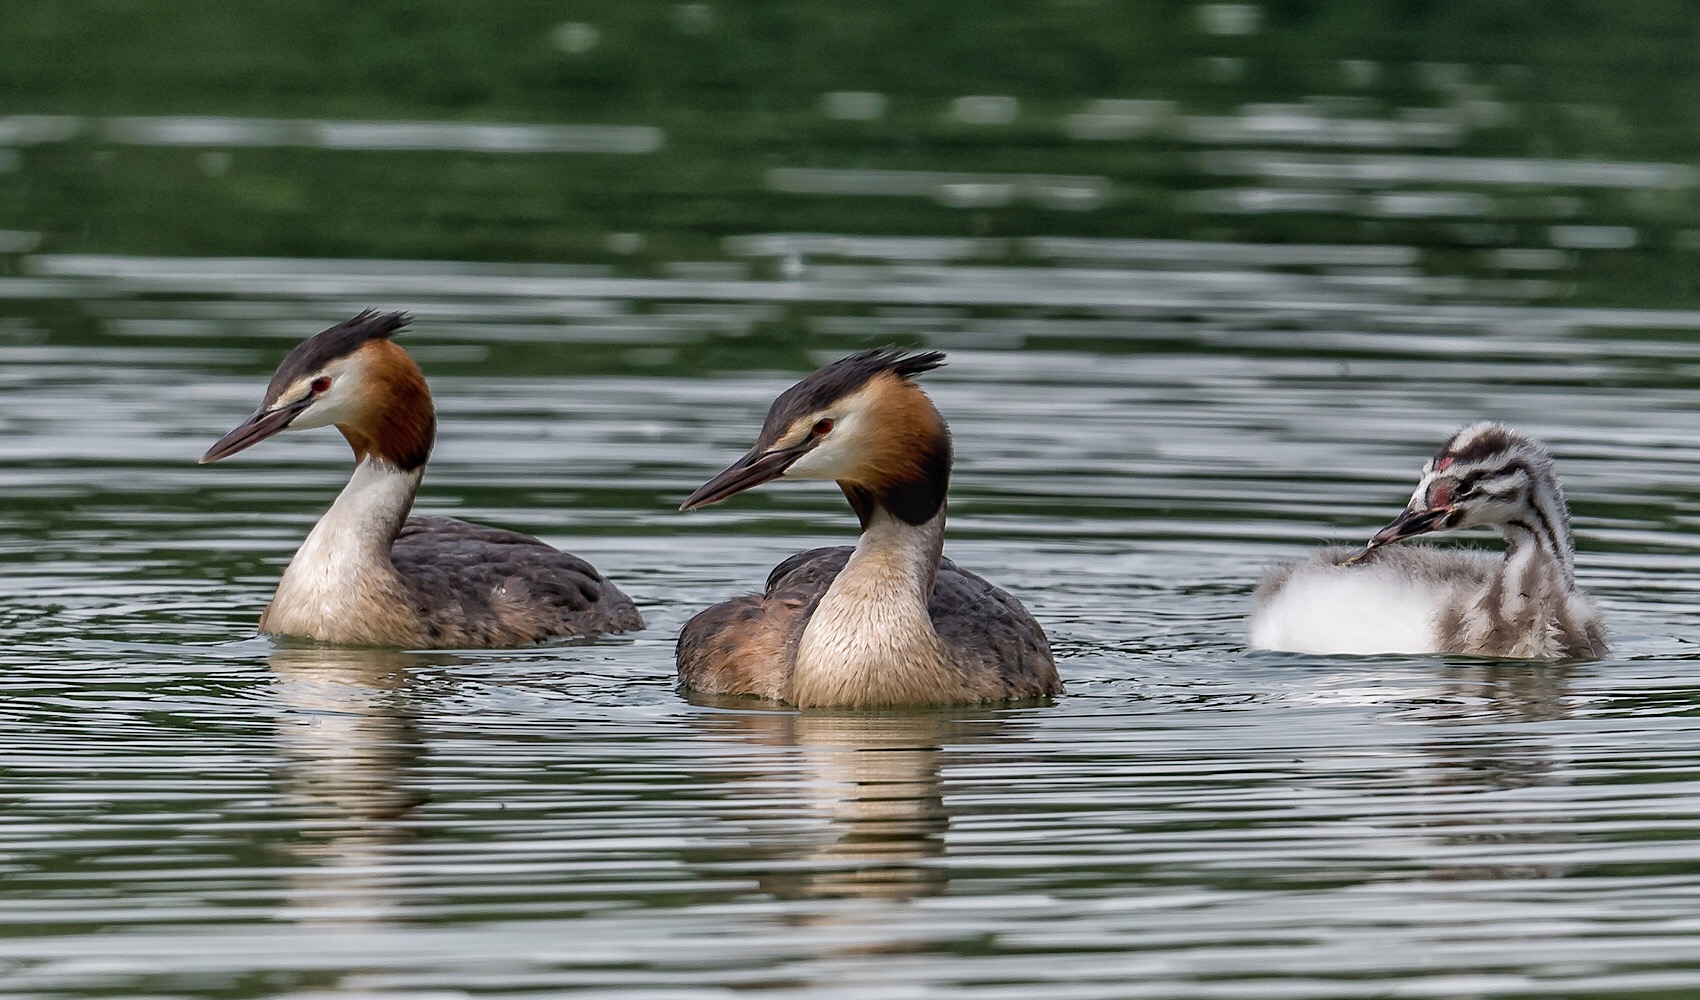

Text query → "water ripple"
[5,260,1700,998]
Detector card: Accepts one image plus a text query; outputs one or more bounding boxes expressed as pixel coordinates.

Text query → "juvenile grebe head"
[1359,422,1567,553]
[680,349,951,525]
[200,311,434,471]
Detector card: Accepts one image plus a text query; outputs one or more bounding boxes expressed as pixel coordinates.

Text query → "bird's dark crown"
[1436,421,1549,472]
[265,310,410,404]
[759,348,945,439]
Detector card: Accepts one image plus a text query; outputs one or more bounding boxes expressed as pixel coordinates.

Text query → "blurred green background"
[4,1,1700,305]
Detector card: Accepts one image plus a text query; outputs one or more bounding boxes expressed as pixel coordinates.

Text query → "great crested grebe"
[676,349,1061,708]
[201,311,642,647]
[1250,422,1606,659]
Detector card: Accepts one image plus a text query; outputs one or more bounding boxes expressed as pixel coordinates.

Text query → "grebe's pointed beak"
[1338,474,1461,566]
[200,396,313,464]
[680,440,814,510]
[1339,504,1449,566]
[1364,504,1451,550]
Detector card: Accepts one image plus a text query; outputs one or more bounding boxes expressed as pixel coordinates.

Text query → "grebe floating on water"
[201,311,641,647]
[676,349,1061,708]
[1250,422,1606,659]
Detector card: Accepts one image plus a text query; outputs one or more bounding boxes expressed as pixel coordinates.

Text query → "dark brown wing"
[927,556,1060,699]
[676,546,849,701]
[765,545,856,597]
[389,515,642,647]
[677,545,1059,701]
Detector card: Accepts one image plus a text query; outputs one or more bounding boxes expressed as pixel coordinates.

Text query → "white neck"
[1496,472,1570,588]
[1478,519,1574,640]
[261,459,422,642]
[1499,479,1576,587]
[791,506,960,707]
[1500,525,1570,586]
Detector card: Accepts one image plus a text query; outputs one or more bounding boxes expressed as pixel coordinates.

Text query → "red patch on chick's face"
[1425,478,1455,509]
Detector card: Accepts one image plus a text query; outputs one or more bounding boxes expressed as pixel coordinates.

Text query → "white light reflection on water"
[0,114,666,155]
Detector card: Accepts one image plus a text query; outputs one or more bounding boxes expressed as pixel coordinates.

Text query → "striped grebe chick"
[201,311,642,648]
[1250,422,1606,659]
[676,349,1061,708]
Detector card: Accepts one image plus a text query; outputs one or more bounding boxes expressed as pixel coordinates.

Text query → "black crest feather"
[761,348,946,438]
[885,349,947,380]
[265,310,410,403]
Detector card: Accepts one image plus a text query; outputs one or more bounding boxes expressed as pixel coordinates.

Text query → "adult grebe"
[1250,422,1606,659]
[200,311,642,647]
[676,349,1060,707]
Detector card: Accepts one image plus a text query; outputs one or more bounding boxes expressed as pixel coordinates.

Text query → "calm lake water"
[5,246,1700,998]
[9,3,1700,994]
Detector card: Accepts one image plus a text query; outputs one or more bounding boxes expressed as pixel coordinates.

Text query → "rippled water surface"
[5,246,1700,998]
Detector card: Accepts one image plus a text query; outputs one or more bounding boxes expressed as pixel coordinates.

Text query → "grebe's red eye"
[813,418,834,436]
[311,376,332,394]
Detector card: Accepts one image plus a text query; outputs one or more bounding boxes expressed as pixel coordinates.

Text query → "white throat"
[791,507,959,707]
[1499,485,1576,587]
[261,460,422,641]
[1471,517,1578,648]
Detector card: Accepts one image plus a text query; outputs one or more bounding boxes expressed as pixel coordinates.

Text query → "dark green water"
[7,4,1700,998]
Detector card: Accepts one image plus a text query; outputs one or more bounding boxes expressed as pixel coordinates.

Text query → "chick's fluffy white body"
[1249,548,1452,655]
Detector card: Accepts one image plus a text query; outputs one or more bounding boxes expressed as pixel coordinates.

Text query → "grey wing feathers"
[765,545,854,598]
[390,515,642,646]
[928,556,1060,698]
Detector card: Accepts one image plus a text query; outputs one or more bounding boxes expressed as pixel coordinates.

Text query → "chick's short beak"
[200,397,312,464]
[1365,504,1451,550]
[680,439,813,510]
